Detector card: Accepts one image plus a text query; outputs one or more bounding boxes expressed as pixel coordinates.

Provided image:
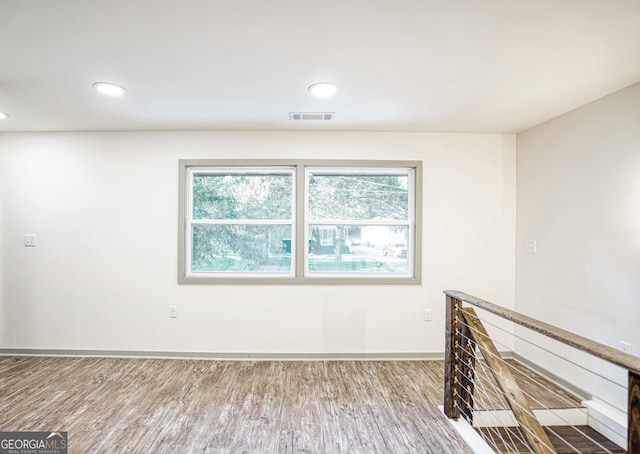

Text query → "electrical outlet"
[169,306,177,319]
[525,240,536,254]
[424,309,432,322]
[620,341,631,353]
[24,234,37,247]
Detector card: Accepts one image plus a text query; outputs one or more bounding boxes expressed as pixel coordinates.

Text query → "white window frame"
[185,165,296,279]
[178,159,422,285]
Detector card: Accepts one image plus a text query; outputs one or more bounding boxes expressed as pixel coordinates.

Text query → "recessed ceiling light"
[308,82,338,97]
[93,82,127,97]
[0,112,8,119]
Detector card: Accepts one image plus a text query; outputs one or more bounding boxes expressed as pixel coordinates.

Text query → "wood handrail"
[444,290,640,374]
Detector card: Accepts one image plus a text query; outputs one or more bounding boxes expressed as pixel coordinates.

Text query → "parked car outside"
[383,243,407,258]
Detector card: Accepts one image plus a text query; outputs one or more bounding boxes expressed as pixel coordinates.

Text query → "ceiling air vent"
[289,112,335,121]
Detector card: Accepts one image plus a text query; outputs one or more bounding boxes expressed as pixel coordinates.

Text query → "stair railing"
[444,290,640,454]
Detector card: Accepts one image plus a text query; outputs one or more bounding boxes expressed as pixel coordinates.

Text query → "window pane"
[192,224,292,273]
[192,173,293,220]
[308,173,408,221]
[307,225,409,274]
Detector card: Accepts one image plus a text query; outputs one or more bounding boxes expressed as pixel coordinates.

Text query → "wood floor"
[0,357,473,453]
[483,426,625,453]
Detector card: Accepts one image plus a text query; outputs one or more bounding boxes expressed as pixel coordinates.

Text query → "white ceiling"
[1,0,639,133]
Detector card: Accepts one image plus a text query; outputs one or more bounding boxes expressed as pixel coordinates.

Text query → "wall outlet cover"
[24,234,37,247]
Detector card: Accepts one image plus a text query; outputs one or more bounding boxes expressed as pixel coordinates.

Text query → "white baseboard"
[439,406,496,454]
[583,399,627,449]
[0,348,444,361]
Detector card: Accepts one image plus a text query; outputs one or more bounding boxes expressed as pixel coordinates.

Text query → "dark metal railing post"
[459,322,476,423]
[629,370,640,453]
[444,295,462,419]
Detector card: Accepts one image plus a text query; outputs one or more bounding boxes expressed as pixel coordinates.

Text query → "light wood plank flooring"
[0,357,472,453]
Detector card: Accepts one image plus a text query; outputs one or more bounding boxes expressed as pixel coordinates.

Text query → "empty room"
[1,1,640,453]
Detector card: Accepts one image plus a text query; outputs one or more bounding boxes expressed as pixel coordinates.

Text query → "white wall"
[0,134,4,346]
[0,131,515,356]
[516,82,640,401]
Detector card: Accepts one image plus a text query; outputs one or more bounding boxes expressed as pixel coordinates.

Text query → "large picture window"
[179,160,421,284]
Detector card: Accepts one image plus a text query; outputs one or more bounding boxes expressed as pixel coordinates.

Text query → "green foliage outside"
[308,174,408,221]
[308,255,408,273]
[191,173,293,272]
[190,170,410,273]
